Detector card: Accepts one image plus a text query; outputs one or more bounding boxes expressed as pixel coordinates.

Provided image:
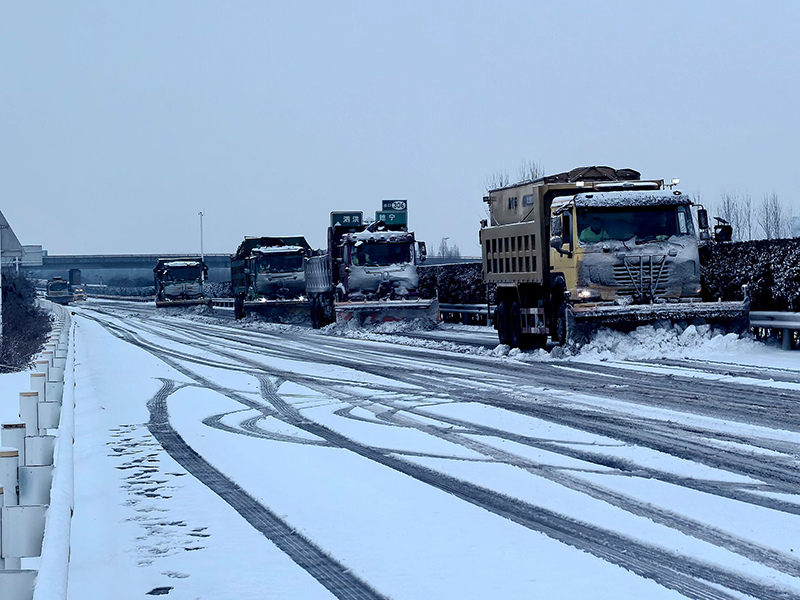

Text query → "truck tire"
[311,297,323,329]
[555,303,567,346]
[509,301,530,349]
[234,294,245,320]
[495,300,510,346]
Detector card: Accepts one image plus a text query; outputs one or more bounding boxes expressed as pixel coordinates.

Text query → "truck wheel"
[496,301,510,346]
[555,303,567,345]
[509,301,531,349]
[234,295,245,320]
[311,298,322,329]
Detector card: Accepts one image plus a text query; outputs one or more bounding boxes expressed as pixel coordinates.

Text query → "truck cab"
[46,277,72,305]
[338,228,422,301]
[550,190,703,305]
[153,258,208,307]
[248,245,307,300]
[231,236,312,320]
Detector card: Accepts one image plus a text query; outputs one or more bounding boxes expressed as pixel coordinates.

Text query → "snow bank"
[570,324,760,362]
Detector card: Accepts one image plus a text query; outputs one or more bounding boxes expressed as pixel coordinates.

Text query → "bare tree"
[516,159,544,183]
[784,205,795,238]
[758,193,784,240]
[741,193,754,241]
[437,238,461,259]
[718,192,744,241]
[485,170,509,191]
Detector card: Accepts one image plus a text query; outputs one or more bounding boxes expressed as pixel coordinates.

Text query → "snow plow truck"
[231,236,312,320]
[153,258,210,308]
[480,166,750,348]
[305,207,438,328]
[46,277,73,305]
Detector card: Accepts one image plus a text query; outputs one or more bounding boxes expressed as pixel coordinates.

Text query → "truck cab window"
[561,213,573,249]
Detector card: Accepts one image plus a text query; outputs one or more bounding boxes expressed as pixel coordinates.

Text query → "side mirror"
[697,209,709,230]
[550,217,563,238]
[418,241,427,263]
[550,236,564,250]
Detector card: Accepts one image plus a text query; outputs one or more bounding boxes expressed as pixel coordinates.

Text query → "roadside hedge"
[1,272,51,372]
[418,262,485,304]
[700,238,800,311]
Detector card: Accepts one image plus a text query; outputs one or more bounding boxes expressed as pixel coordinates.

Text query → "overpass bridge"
[22,253,232,287]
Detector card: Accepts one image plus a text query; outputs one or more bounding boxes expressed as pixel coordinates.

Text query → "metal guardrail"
[439,303,491,315]
[748,311,800,328]
[438,305,798,350]
[211,298,235,308]
[749,311,800,350]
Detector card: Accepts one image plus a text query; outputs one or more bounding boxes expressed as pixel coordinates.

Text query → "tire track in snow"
[146,379,388,600]
[85,310,800,600]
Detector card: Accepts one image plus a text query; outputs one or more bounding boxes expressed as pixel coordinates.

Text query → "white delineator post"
[0,448,19,506]
[18,393,39,439]
[0,446,23,572]
[1,424,25,467]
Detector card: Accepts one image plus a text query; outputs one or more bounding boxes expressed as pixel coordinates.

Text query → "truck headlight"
[577,288,600,300]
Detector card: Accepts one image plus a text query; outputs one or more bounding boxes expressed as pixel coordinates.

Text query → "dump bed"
[305,254,333,294]
[480,181,548,285]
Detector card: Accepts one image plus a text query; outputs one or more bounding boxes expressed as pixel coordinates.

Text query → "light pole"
[0,224,6,345]
[198,211,205,283]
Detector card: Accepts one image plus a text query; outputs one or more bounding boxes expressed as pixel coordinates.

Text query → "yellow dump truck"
[480,166,749,348]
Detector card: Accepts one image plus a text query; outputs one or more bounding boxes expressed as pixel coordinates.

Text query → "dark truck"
[305,210,437,328]
[231,236,312,320]
[153,258,209,308]
[46,277,73,305]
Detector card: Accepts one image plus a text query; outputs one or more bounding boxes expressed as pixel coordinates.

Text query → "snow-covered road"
[64,301,800,599]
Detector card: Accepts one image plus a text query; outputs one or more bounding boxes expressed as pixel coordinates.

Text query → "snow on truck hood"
[348,231,413,243]
[161,260,202,267]
[252,246,305,254]
[573,190,692,208]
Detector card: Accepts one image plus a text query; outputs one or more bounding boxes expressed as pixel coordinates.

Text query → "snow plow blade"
[565,299,750,348]
[155,298,211,308]
[335,298,440,325]
[243,299,311,323]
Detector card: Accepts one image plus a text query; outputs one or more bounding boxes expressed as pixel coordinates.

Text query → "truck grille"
[613,256,670,298]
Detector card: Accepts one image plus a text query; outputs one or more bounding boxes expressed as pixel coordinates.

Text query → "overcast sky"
[2,1,798,256]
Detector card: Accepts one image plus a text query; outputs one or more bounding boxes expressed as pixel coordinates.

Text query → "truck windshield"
[164,267,202,281]
[352,243,411,266]
[577,205,693,244]
[48,281,68,292]
[256,253,304,273]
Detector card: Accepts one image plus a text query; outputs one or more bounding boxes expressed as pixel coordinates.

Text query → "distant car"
[72,287,87,301]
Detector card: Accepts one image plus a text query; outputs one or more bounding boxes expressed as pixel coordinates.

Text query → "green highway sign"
[330,211,363,227]
[375,211,408,225]
[382,199,408,212]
